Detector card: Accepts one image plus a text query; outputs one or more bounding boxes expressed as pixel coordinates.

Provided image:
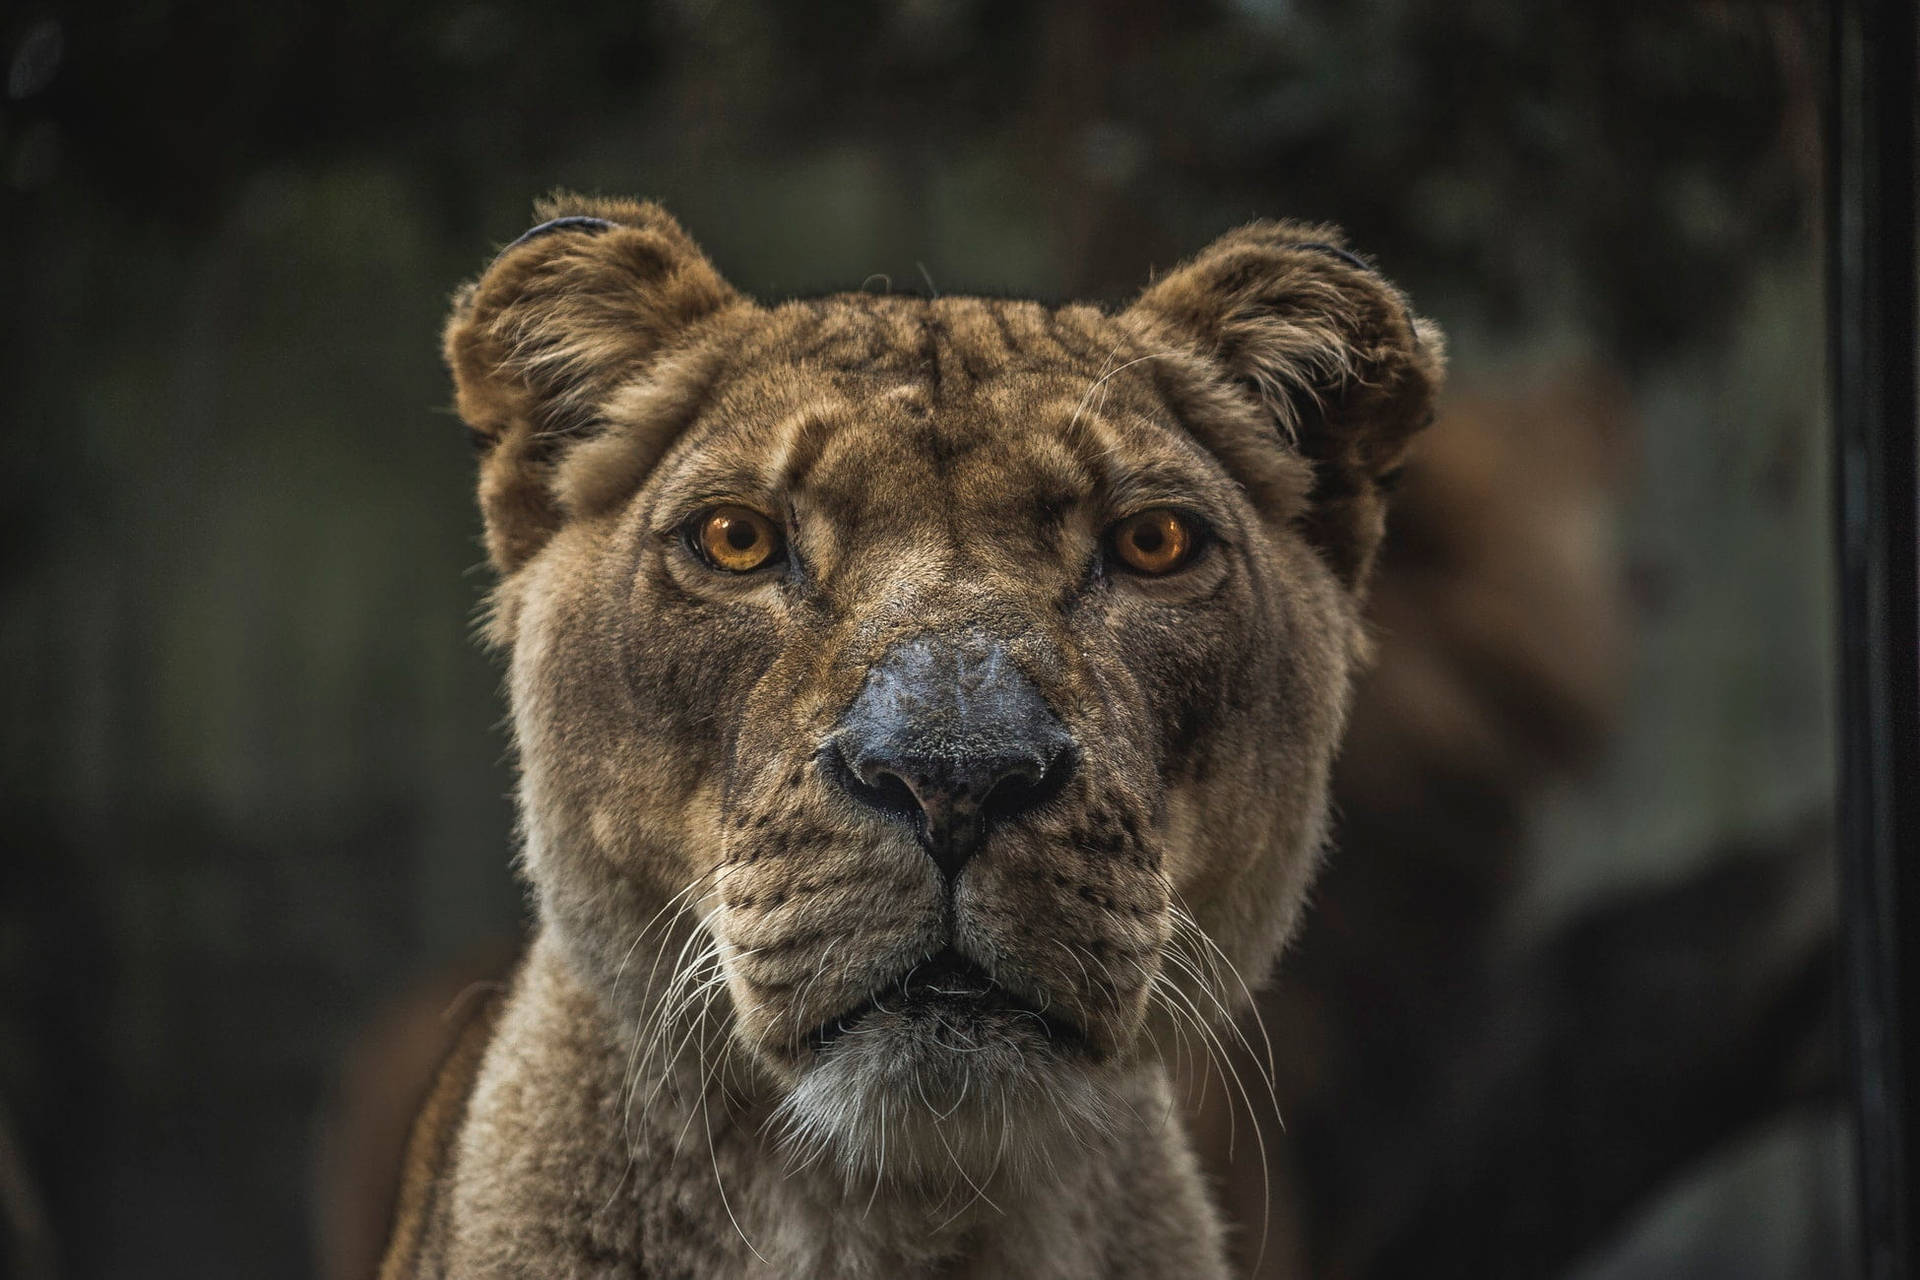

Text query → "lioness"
[381,195,1442,1278]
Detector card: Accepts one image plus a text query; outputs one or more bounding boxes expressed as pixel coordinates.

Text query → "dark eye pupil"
[1133,522,1166,554]
[725,520,759,551]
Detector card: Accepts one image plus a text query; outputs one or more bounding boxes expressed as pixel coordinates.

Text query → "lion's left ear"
[1123,222,1445,587]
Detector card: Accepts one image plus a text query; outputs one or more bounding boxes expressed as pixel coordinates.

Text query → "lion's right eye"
[692,505,785,573]
[1109,508,1202,575]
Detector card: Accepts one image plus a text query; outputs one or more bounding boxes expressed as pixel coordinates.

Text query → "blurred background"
[0,2,1843,1277]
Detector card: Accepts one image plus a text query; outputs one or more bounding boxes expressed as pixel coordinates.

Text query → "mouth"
[805,948,1084,1058]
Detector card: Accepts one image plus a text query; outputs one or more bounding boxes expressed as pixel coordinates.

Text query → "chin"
[767,952,1119,1188]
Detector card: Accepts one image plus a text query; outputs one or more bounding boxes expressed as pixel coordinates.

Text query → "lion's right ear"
[1123,222,1445,590]
[445,196,742,572]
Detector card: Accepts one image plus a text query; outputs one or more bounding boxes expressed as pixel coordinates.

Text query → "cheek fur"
[617,555,786,761]
[1091,583,1267,786]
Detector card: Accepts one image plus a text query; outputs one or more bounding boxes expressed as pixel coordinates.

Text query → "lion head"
[445,196,1442,1187]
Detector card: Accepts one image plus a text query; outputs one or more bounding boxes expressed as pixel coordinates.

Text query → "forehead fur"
[553,292,1316,543]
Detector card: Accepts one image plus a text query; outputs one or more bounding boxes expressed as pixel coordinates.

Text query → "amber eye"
[693,505,784,573]
[1110,508,1200,575]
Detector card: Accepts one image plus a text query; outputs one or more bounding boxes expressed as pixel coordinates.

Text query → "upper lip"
[805,948,1082,1055]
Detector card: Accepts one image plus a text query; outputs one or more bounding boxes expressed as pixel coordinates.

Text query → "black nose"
[831,633,1076,883]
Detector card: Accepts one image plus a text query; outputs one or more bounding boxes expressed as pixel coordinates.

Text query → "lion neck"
[447,931,1175,1279]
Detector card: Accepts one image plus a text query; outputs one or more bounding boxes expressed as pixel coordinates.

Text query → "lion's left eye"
[1109,508,1202,575]
[692,505,785,573]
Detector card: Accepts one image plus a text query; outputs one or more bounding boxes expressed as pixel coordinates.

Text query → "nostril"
[980,744,1076,825]
[864,768,920,819]
[980,765,1042,818]
[828,740,926,824]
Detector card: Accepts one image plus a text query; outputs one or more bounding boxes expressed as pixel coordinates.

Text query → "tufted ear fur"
[1125,222,1446,588]
[444,195,743,572]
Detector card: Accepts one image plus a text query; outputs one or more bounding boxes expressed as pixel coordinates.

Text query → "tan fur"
[383,195,1443,1278]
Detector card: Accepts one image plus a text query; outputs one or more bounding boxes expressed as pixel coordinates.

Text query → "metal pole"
[1829,0,1918,1275]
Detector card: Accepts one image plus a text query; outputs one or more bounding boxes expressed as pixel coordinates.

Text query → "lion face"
[446,198,1442,1183]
